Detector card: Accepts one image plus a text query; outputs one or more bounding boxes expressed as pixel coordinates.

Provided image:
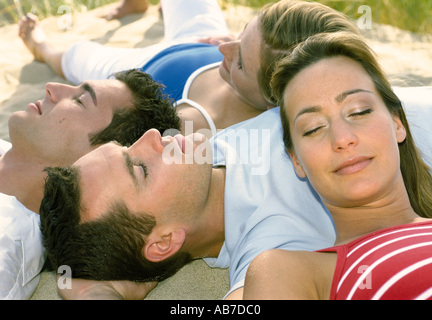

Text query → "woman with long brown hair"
[244,32,432,300]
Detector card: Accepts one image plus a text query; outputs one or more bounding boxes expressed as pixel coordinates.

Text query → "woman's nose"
[331,121,358,152]
[218,40,239,62]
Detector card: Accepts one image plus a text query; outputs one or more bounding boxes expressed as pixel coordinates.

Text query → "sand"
[0,2,430,300]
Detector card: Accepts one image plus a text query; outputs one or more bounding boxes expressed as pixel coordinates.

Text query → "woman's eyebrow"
[294,89,374,123]
[294,106,322,122]
[335,89,372,103]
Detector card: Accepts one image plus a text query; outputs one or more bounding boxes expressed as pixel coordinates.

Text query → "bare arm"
[224,287,244,300]
[243,249,335,300]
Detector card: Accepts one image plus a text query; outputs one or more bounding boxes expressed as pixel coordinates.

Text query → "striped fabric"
[319,221,432,300]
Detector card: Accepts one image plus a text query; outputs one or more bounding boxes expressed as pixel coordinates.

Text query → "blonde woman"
[244,32,432,300]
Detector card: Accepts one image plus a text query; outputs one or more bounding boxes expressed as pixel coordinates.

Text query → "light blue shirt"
[206,108,336,296]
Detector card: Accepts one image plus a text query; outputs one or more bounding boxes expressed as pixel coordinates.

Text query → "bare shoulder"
[244,249,336,300]
[176,102,213,139]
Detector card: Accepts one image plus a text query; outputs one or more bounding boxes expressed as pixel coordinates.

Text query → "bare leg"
[99,0,150,20]
[18,13,65,78]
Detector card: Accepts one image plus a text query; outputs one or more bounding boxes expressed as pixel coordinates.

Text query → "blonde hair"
[257,0,361,106]
[271,32,432,218]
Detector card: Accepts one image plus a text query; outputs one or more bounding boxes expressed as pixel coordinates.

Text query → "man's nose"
[132,129,165,155]
[45,82,73,103]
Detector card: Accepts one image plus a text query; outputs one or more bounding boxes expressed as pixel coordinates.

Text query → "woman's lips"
[333,157,373,175]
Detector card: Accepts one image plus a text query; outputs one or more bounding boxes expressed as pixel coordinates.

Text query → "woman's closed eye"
[349,108,373,118]
[303,125,325,137]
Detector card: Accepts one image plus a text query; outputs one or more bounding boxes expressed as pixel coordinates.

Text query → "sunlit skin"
[218,17,268,110]
[76,130,213,222]
[18,12,268,138]
[242,56,426,300]
[0,79,133,213]
[75,129,225,261]
[283,56,419,243]
[97,0,150,20]
[8,79,132,165]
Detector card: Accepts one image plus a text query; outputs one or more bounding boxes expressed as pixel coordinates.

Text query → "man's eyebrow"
[122,151,139,187]
[335,89,372,103]
[81,82,98,106]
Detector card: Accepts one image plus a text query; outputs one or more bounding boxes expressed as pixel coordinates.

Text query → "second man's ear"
[143,228,186,262]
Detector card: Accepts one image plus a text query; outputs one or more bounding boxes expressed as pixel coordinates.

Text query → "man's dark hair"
[89,69,181,147]
[40,166,193,282]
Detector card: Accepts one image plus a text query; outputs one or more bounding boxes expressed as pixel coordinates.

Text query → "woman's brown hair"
[271,32,432,218]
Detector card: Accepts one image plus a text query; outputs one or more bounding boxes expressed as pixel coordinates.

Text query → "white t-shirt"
[0,140,46,299]
[206,86,432,297]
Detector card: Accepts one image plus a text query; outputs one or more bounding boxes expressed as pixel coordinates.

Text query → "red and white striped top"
[320,221,432,300]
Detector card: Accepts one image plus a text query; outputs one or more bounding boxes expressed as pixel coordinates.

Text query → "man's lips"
[222,58,229,73]
[174,134,186,153]
[333,157,373,175]
[28,100,42,115]
[160,135,186,153]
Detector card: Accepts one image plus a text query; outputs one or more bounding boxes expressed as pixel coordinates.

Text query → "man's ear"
[143,228,186,263]
[288,151,307,178]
